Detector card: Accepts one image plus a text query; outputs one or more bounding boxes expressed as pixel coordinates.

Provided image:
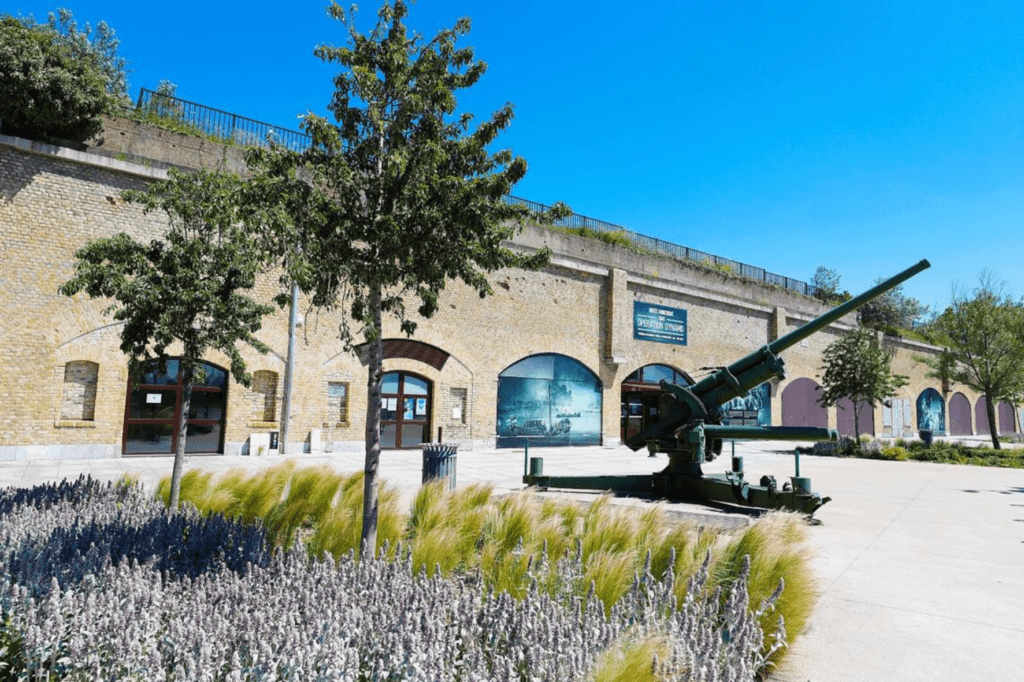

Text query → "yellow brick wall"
[0,131,990,459]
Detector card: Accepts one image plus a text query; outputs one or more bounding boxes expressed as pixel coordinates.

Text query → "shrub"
[0,477,789,680]
[0,9,129,141]
[879,446,911,461]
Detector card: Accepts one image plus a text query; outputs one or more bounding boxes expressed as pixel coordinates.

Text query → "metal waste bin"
[421,443,458,490]
[919,429,933,446]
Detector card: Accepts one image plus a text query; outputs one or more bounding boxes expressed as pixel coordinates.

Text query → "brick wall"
[0,123,978,460]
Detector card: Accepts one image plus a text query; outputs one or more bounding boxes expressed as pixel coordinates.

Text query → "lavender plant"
[0,478,786,681]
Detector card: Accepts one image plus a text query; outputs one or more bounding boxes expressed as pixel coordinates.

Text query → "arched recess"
[781,378,827,428]
[837,398,874,438]
[620,364,693,442]
[998,402,1016,434]
[60,360,99,421]
[497,353,602,448]
[916,388,946,435]
[123,359,227,455]
[948,392,972,435]
[975,396,991,435]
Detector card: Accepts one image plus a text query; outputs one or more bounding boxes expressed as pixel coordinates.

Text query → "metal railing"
[506,196,818,297]
[134,88,312,153]
[126,89,816,297]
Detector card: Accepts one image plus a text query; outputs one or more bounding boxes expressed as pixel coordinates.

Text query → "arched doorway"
[380,371,431,449]
[837,398,875,438]
[916,388,945,435]
[948,393,972,435]
[998,402,1016,435]
[620,364,693,442]
[781,378,827,428]
[496,354,602,447]
[123,359,227,455]
[975,397,991,435]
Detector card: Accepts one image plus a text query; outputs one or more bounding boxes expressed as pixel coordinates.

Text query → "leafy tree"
[818,327,909,440]
[919,274,1024,449]
[810,266,850,305]
[0,8,129,141]
[59,170,274,507]
[241,0,567,554]
[858,278,930,332]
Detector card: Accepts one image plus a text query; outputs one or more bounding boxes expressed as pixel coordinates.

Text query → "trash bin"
[421,443,458,490]
[919,429,933,447]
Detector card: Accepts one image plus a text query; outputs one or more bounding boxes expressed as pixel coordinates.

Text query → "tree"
[0,9,129,141]
[59,170,274,507]
[241,0,567,555]
[810,266,850,306]
[858,278,930,332]
[919,274,1024,449]
[818,327,909,440]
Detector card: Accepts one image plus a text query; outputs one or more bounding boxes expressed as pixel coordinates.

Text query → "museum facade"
[1,117,1016,461]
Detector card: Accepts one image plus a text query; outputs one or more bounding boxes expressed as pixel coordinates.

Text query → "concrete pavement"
[1,441,1022,681]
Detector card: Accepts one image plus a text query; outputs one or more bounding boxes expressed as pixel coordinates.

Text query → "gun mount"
[524,259,931,515]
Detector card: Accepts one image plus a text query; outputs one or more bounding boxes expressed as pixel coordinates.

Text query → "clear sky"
[7,0,1023,311]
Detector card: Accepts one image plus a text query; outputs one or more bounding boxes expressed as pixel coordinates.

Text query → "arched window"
[123,359,227,455]
[621,364,693,441]
[497,354,602,447]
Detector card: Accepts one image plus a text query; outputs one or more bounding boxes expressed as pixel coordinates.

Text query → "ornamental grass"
[156,463,817,672]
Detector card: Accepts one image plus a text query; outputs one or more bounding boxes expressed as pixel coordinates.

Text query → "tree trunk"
[853,399,861,441]
[361,282,384,557]
[168,367,194,509]
[985,394,1001,450]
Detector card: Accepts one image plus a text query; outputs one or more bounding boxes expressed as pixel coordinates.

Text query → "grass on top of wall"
[159,463,816,669]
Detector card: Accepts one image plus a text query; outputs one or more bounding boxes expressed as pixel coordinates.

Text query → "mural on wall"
[916,388,946,435]
[497,354,602,447]
[720,382,771,426]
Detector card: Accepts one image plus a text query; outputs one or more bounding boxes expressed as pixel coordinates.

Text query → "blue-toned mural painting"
[720,382,771,426]
[916,388,945,435]
[496,354,602,447]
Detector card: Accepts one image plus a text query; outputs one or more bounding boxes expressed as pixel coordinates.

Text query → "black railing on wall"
[505,196,818,297]
[127,88,817,298]
[134,88,312,153]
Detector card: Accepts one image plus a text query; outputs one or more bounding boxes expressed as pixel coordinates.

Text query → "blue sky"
[7,0,1023,311]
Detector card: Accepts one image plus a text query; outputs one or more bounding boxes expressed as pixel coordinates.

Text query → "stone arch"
[948,392,972,436]
[781,378,827,428]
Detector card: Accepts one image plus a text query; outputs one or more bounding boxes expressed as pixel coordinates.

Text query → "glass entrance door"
[380,371,431,449]
[123,359,227,455]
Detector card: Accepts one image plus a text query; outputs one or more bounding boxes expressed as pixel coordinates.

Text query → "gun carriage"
[524,259,931,515]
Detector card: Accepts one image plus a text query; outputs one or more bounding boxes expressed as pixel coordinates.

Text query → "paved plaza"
[1,440,1022,682]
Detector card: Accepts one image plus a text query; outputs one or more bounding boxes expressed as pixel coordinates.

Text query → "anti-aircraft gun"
[523,259,931,515]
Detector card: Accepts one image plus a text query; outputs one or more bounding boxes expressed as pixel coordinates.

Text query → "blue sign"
[634,302,687,345]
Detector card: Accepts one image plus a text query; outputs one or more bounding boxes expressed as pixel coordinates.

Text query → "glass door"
[380,371,431,449]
